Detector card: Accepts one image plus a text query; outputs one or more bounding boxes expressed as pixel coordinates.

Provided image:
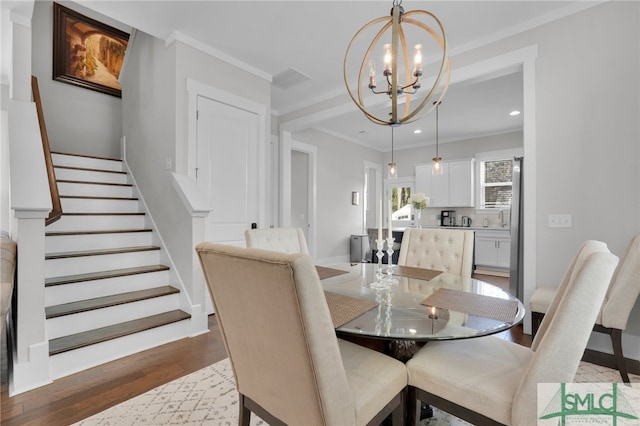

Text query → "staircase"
[45,152,191,378]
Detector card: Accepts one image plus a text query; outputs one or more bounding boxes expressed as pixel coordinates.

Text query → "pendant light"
[343,0,450,127]
[388,126,397,179]
[432,101,443,175]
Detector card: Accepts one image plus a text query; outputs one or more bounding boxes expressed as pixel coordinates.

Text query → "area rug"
[74,358,638,426]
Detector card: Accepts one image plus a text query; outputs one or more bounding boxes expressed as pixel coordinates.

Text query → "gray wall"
[31,1,125,158]
[291,128,383,261]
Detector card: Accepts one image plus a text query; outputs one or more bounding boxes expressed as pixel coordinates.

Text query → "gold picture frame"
[53,2,129,97]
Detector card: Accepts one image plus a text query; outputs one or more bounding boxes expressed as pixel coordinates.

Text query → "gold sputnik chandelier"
[343,0,450,127]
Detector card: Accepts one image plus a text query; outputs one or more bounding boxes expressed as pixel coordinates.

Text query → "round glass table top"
[321,263,525,341]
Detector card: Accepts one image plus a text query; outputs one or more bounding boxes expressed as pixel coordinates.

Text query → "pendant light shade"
[432,101,443,175]
[388,126,398,179]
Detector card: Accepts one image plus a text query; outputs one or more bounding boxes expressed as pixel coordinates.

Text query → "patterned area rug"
[74,358,638,425]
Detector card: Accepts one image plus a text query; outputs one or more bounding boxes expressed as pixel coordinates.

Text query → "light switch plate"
[548,214,572,228]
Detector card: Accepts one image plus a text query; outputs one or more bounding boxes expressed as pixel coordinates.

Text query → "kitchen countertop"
[416,225,510,232]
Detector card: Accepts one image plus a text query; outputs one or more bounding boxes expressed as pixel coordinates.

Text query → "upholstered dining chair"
[244,227,310,255]
[397,228,474,278]
[530,233,640,383]
[196,243,407,426]
[404,241,619,426]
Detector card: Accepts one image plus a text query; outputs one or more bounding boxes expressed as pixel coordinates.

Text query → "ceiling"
[14,1,601,151]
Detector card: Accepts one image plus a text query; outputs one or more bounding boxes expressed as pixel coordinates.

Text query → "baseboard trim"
[473,269,509,278]
[583,349,640,376]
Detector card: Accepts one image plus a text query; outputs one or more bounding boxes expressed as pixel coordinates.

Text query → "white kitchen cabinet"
[415,159,475,208]
[474,230,511,271]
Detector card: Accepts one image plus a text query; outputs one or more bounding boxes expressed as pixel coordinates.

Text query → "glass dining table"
[319,262,525,360]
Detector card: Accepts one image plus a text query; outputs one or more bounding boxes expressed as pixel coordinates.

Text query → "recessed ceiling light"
[413,129,422,134]
[510,110,521,116]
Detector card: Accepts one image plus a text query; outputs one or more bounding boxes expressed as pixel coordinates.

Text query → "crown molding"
[165,31,272,83]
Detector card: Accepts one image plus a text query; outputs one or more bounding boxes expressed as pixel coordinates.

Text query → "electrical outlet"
[548,214,572,228]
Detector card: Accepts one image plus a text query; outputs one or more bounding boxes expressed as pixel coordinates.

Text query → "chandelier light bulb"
[413,44,423,75]
[383,44,392,76]
[368,60,377,88]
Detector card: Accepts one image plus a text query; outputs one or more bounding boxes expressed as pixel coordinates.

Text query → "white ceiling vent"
[273,67,311,89]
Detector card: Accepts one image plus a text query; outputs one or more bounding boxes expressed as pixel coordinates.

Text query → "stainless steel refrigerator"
[509,157,524,301]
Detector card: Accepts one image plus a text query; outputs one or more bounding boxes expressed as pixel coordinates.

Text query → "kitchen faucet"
[498,209,507,227]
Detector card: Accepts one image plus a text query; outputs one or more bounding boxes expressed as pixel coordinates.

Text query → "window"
[480,158,513,209]
[384,177,414,227]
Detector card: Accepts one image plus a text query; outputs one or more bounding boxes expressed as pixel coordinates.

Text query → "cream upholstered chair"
[397,228,474,278]
[404,241,619,426]
[196,243,407,426]
[530,233,640,383]
[245,227,310,255]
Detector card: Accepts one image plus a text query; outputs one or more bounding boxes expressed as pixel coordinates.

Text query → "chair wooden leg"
[531,311,544,338]
[406,386,419,426]
[610,328,630,384]
[239,394,251,426]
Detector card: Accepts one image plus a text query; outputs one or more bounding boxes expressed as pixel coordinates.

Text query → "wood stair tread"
[49,310,191,356]
[54,164,127,174]
[57,179,132,187]
[45,264,170,286]
[46,245,160,259]
[52,151,123,163]
[62,212,145,216]
[46,286,180,319]
[46,229,152,237]
[60,195,138,201]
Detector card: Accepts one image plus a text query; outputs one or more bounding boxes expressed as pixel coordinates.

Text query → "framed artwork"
[53,2,129,97]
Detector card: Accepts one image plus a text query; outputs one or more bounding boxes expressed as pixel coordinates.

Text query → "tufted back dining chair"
[196,243,407,426]
[245,227,310,255]
[397,228,474,278]
[530,233,640,383]
[405,242,619,425]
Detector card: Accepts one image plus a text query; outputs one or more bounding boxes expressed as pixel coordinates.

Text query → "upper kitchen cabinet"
[415,158,475,208]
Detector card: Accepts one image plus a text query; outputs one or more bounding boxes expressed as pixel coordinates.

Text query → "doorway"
[287,140,317,256]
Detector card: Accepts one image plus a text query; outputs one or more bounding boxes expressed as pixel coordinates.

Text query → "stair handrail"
[31,76,62,225]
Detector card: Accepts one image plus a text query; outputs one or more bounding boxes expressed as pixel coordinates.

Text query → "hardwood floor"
[1,273,530,426]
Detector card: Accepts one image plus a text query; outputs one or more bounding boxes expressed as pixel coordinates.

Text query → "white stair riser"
[52,154,123,172]
[46,294,181,339]
[60,198,140,213]
[46,232,153,253]
[49,319,190,380]
[46,215,146,232]
[45,250,161,278]
[58,182,133,198]
[54,168,128,184]
[45,270,170,306]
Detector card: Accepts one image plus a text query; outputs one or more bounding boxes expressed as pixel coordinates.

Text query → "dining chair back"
[244,227,309,255]
[397,228,474,277]
[196,243,407,426]
[530,234,640,382]
[405,241,619,425]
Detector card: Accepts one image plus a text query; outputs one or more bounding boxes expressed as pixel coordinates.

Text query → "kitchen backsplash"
[418,208,511,228]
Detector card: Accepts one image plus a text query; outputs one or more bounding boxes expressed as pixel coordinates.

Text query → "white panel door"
[196,95,259,246]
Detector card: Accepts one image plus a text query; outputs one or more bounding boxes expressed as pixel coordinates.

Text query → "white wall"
[291,128,382,261]
[121,31,272,299]
[448,2,640,352]
[30,1,124,159]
